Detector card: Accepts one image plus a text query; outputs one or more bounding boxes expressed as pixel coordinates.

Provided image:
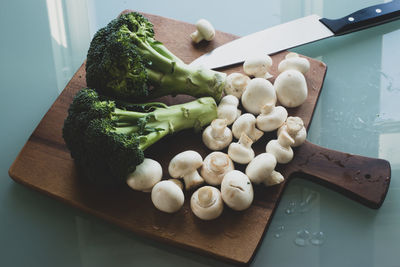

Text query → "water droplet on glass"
[274,225,285,238]
[294,229,310,247]
[310,231,325,246]
[285,201,296,214]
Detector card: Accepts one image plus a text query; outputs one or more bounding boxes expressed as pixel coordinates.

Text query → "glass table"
[1,0,399,266]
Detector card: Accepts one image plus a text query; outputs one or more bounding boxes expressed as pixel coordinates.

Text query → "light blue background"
[1,0,399,266]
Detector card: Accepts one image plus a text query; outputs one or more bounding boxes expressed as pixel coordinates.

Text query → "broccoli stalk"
[62,88,217,185]
[85,12,226,102]
[110,97,217,150]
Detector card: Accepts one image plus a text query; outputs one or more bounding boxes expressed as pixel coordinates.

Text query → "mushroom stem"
[239,133,253,148]
[263,170,284,186]
[211,119,228,139]
[260,103,274,114]
[278,131,295,148]
[183,171,204,190]
[210,154,229,173]
[198,187,215,208]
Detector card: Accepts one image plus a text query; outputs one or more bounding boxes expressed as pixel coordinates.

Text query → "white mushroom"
[274,70,308,108]
[126,158,162,192]
[266,131,295,164]
[242,78,276,115]
[243,54,273,79]
[256,103,288,132]
[168,151,204,190]
[151,179,184,213]
[224,73,250,99]
[217,95,242,125]
[228,133,255,164]
[190,19,215,43]
[245,153,284,186]
[221,170,253,211]
[202,119,233,150]
[278,52,310,74]
[277,116,307,147]
[232,113,264,142]
[191,186,224,220]
[200,152,234,186]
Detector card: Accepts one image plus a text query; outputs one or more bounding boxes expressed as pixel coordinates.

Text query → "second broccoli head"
[62,88,217,185]
[86,12,226,102]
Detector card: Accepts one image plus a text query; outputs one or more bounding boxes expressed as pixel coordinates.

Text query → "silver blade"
[189,15,333,69]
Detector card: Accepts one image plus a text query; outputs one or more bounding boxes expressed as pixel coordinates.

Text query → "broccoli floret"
[86,12,226,102]
[62,88,217,185]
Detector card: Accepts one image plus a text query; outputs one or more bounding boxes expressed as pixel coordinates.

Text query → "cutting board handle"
[286,141,391,209]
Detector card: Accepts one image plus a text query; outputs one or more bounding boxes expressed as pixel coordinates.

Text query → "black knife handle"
[320,0,400,36]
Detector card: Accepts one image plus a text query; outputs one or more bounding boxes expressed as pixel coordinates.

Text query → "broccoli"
[85,12,226,102]
[62,88,217,185]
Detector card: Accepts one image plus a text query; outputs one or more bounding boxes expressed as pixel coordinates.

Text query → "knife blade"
[190,0,400,69]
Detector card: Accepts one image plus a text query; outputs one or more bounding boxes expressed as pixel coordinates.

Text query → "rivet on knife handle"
[319,0,400,36]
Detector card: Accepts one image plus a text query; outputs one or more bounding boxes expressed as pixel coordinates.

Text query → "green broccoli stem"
[113,97,217,150]
[147,62,226,102]
[140,97,217,149]
[131,33,226,101]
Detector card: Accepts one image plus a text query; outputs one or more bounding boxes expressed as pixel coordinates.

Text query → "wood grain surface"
[9,11,391,265]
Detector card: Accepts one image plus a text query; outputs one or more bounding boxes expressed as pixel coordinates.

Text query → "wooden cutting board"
[9,11,391,265]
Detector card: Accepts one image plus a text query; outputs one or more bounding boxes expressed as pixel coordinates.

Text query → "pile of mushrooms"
[126,51,311,221]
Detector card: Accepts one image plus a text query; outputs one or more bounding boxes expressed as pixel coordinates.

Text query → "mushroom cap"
[168,150,203,178]
[217,95,242,125]
[256,105,288,132]
[126,158,162,192]
[224,73,250,98]
[228,134,255,164]
[242,78,276,115]
[266,132,294,164]
[191,186,224,220]
[195,19,215,41]
[278,52,310,74]
[274,70,308,108]
[232,113,264,142]
[202,119,233,150]
[151,180,185,213]
[243,55,273,78]
[245,153,277,184]
[221,170,254,211]
[200,152,234,185]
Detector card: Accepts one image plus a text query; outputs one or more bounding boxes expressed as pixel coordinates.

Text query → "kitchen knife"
[190,0,400,69]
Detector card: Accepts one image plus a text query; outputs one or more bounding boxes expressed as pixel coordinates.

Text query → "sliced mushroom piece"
[256,103,288,132]
[126,158,162,192]
[232,113,264,142]
[202,119,233,150]
[217,95,242,125]
[266,131,295,164]
[168,151,204,190]
[200,151,234,186]
[228,133,255,164]
[242,78,276,115]
[191,186,224,220]
[151,179,184,213]
[277,116,307,147]
[221,170,253,211]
